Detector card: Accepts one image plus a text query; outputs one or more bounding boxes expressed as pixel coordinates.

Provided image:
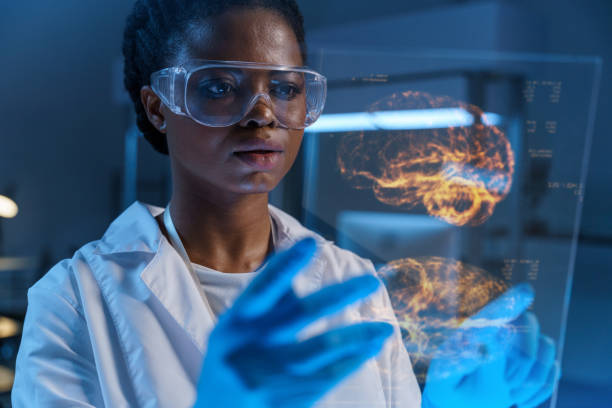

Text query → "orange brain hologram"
[377,256,512,380]
[337,91,515,226]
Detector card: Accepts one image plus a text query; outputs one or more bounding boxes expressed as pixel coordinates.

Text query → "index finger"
[232,237,318,319]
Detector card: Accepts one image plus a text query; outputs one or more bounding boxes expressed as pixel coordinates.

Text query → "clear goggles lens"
[151,61,327,129]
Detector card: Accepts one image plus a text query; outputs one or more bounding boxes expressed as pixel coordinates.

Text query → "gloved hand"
[193,237,394,408]
[422,283,561,408]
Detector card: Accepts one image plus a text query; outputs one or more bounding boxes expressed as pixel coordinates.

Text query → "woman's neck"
[162,185,273,274]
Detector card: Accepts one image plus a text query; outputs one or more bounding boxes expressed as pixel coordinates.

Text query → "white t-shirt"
[192,215,278,318]
[192,265,256,317]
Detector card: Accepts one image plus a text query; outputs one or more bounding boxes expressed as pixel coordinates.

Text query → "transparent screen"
[300,49,601,408]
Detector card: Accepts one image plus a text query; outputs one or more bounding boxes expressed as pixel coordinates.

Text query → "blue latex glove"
[422,284,561,408]
[193,237,394,408]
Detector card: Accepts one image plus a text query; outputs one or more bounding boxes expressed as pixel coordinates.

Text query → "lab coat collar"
[98,201,164,255]
[92,201,315,354]
[97,201,305,256]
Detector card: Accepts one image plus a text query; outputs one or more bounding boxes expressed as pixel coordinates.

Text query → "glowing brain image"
[337,91,514,226]
[377,256,512,380]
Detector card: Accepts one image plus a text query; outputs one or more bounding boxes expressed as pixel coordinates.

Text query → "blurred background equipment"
[0,317,20,395]
[0,195,25,407]
[0,197,18,220]
[0,366,14,395]
[0,318,20,340]
[337,212,460,267]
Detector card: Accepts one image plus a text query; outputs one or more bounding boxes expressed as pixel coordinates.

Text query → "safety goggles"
[150,60,327,129]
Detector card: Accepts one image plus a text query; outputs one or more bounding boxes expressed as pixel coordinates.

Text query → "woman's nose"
[239,94,278,128]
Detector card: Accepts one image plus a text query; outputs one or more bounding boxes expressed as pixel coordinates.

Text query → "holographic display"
[299,49,601,408]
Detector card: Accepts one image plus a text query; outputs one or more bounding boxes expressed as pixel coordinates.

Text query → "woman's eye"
[270,81,303,100]
[199,80,236,98]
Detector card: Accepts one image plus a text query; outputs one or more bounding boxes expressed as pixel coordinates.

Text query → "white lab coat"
[12,202,421,407]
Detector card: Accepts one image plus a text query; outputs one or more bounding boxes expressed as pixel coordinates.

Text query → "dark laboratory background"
[0,1,611,407]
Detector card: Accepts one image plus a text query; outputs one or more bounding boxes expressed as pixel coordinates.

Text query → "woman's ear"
[140,86,167,133]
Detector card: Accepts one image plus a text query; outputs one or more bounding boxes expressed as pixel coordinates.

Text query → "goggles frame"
[150,59,327,129]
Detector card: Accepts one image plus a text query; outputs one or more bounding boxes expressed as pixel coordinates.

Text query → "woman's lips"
[233,138,284,153]
[233,150,284,170]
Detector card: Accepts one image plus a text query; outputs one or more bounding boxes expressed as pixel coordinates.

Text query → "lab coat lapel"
[94,201,214,354]
[89,202,215,405]
[140,236,215,354]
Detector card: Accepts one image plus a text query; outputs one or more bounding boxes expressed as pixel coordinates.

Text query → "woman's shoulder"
[28,250,95,318]
[31,202,163,308]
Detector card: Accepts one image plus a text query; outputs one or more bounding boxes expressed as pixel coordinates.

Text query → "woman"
[11,0,421,406]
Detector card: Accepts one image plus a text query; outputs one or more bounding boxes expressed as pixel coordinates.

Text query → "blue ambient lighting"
[307,109,503,133]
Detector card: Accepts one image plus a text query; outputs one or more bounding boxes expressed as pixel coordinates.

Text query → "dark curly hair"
[122,0,307,155]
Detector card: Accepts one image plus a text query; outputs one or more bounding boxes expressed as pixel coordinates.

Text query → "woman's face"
[162,8,305,196]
